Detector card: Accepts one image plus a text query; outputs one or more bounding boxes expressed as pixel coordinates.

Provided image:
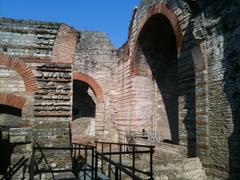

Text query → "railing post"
[101,143,104,173]
[91,146,94,179]
[29,143,35,180]
[132,145,135,175]
[119,144,122,180]
[84,146,87,180]
[115,166,119,180]
[150,147,154,180]
[95,152,98,179]
[108,143,112,177]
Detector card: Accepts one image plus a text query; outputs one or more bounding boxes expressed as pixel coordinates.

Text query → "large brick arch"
[136,2,183,53]
[0,92,26,109]
[73,72,104,103]
[131,2,183,74]
[0,54,37,92]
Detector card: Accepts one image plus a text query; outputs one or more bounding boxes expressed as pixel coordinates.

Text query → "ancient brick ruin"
[0,0,240,179]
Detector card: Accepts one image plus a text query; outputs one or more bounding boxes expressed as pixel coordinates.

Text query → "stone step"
[154,143,187,162]
[154,157,207,180]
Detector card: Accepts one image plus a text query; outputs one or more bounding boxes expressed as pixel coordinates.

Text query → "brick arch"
[131,2,183,74]
[73,72,104,103]
[0,92,26,109]
[0,54,37,92]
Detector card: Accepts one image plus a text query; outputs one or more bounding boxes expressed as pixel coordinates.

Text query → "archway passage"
[73,80,96,119]
[0,105,21,175]
[136,14,179,143]
[73,72,105,139]
[73,72,104,103]
[72,79,97,140]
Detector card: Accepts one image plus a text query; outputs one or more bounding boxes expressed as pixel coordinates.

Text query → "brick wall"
[74,31,118,141]
[52,24,79,64]
[120,0,240,178]
[116,0,194,146]
[0,18,78,177]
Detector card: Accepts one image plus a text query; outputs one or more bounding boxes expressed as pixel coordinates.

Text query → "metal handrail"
[1,156,28,180]
[34,143,55,180]
[95,152,143,180]
[28,141,154,180]
[29,142,95,180]
[95,141,155,180]
[96,141,155,148]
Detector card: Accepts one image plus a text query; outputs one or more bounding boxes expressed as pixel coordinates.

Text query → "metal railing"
[0,156,28,180]
[72,143,95,179]
[28,141,155,180]
[95,141,155,180]
[29,142,95,180]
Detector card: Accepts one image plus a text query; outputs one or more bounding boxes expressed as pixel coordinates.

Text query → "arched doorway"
[72,80,96,137]
[133,13,179,143]
[72,72,104,142]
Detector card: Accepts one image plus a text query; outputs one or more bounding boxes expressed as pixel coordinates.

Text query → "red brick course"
[0,53,37,92]
[131,2,183,75]
[52,24,79,64]
[73,72,104,103]
[0,92,26,109]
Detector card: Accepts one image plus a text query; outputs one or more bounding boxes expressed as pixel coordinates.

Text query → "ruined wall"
[0,18,59,59]
[115,44,135,142]
[73,31,118,141]
[188,0,240,178]
[116,0,196,149]
[0,18,79,178]
[115,0,240,179]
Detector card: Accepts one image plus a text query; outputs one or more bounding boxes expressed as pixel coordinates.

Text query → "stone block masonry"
[0,18,60,59]
[33,63,73,171]
[34,64,72,117]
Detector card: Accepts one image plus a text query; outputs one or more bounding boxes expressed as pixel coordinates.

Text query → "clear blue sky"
[0,0,140,48]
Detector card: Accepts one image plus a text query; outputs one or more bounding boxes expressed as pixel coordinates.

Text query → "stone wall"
[116,0,240,178]
[0,18,78,178]
[73,31,118,141]
[0,17,60,59]
[189,0,240,178]
[116,0,194,148]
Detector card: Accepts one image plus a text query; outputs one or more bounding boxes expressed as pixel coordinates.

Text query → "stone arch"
[0,54,37,92]
[73,72,104,103]
[131,2,183,75]
[73,72,105,140]
[0,92,26,109]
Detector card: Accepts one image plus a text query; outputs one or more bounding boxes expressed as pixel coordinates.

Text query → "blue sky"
[0,0,140,48]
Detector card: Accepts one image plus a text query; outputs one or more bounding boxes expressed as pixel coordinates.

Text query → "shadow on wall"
[137,14,179,144]
[0,105,21,175]
[0,137,14,175]
[178,23,197,158]
[137,13,196,155]
[220,1,240,178]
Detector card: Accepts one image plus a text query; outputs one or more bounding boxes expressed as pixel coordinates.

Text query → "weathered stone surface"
[9,127,32,143]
